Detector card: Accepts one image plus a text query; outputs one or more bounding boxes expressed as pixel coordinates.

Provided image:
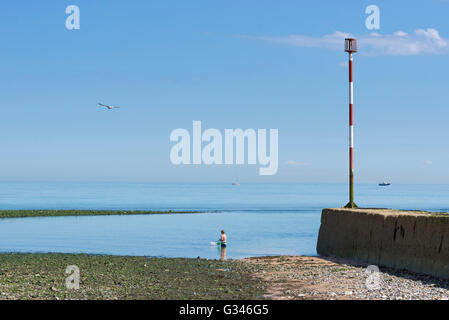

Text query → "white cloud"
[256,28,448,55]
[286,160,309,166]
[424,160,433,165]
[393,31,408,37]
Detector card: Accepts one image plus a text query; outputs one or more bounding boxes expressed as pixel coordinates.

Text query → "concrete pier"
[316,208,449,279]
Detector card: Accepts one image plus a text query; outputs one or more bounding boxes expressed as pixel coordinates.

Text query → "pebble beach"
[244,256,449,300]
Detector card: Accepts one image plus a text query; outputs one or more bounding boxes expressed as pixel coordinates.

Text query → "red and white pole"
[345,38,357,208]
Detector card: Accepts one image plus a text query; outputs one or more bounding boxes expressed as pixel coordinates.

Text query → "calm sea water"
[0,182,447,259]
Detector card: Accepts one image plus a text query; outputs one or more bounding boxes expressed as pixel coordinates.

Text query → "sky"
[0,0,448,183]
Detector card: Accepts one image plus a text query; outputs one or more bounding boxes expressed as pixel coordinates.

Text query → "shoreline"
[2,208,446,220]
[0,210,203,219]
[1,253,449,300]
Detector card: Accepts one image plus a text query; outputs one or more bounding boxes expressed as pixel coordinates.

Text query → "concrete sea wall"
[316,208,449,279]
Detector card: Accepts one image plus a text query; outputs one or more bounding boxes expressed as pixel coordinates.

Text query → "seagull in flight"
[99,103,120,110]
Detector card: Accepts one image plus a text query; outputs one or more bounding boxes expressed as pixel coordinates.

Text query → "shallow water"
[0,182,447,259]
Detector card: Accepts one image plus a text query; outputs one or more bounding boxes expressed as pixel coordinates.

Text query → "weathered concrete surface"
[317,208,449,279]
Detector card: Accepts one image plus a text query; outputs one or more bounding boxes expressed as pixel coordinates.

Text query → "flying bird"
[99,103,120,110]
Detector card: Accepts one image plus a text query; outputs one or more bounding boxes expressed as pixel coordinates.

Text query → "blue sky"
[0,0,448,183]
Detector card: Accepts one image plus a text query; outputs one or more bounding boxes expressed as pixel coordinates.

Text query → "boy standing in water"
[219,230,227,247]
[219,230,227,260]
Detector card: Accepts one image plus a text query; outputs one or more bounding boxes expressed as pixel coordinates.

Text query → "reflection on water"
[220,246,227,260]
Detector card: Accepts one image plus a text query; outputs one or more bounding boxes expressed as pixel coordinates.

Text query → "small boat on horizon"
[232,178,240,186]
[379,182,391,186]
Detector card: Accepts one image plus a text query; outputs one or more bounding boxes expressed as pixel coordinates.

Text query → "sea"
[0,182,447,259]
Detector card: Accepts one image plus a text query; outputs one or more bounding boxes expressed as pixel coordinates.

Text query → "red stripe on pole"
[349,104,353,125]
[349,60,353,82]
[350,147,353,171]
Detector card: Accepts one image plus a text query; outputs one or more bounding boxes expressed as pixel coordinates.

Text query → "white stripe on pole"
[349,83,353,104]
[350,126,354,148]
